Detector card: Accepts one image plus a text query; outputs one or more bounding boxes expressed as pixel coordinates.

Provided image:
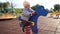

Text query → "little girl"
[20,1,36,32]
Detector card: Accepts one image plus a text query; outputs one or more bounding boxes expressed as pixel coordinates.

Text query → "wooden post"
[5,12,9,17]
[5,10,9,17]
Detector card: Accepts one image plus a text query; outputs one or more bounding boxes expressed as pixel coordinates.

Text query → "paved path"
[0,18,23,34]
[0,17,60,34]
[37,16,60,34]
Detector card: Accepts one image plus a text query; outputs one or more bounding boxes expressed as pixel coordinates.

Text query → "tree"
[0,2,2,8]
[31,5,36,10]
[0,2,9,13]
[31,4,41,10]
[54,4,60,11]
[3,3,8,9]
[3,2,9,9]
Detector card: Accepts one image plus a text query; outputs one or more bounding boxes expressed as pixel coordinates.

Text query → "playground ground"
[0,14,60,34]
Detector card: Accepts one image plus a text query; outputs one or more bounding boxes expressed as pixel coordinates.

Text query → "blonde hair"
[23,1,30,6]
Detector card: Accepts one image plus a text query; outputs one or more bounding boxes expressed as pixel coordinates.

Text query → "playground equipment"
[48,12,60,19]
[18,5,48,34]
[0,2,16,20]
[30,5,48,34]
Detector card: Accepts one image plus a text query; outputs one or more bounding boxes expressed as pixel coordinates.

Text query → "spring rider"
[18,5,48,34]
[30,5,48,34]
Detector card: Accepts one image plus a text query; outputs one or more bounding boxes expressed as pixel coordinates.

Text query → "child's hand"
[30,12,36,16]
[32,12,36,16]
[30,13,32,16]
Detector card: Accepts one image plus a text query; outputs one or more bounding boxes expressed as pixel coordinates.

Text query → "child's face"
[24,4,30,9]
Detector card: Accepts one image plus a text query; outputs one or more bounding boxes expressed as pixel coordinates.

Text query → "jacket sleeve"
[22,9,31,17]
